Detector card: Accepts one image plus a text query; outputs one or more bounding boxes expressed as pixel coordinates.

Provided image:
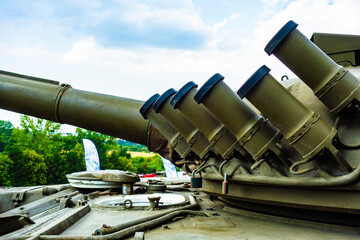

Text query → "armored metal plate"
[337,111,360,148]
[93,193,186,208]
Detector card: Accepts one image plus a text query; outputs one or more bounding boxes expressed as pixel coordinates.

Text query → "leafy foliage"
[13,149,47,186]
[117,139,149,152]
[132,155,164,174]
[0,120,13,152]
[0,153,13,186]
[0,115,165,187]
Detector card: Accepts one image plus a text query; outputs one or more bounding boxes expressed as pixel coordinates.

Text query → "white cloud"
[229,12,241,20]
[71,0,103,9]
[255,0,360,39]
[7,46,58,58]
[246,0,360,80]
[1,0,359,132]
[60,37,99,64]
[261,0,289,6]
[90,1,206,33]
[151,8,205,31]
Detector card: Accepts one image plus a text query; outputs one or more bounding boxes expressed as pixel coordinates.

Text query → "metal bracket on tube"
[238,118,266,145]
[53,84,72,122]
[289,113,320,145]
[315,67,347,98]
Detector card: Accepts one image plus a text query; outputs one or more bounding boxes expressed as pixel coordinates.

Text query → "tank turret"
[1,21,360,235]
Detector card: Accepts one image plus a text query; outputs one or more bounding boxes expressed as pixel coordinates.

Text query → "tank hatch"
[311,33,360,67]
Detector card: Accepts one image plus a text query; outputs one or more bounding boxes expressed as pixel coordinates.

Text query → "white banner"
[83,139,100,171]
[161,157,178,177]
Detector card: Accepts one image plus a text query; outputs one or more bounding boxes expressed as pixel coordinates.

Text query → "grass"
[128,151,156,158]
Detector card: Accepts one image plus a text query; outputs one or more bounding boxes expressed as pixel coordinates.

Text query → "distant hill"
[116,139,146,147]
[117,139,149,152]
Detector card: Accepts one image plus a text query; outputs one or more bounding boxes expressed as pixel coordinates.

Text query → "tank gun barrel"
[0,70,149,145]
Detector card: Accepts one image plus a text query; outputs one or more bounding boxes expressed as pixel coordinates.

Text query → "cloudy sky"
[1,0,359,132]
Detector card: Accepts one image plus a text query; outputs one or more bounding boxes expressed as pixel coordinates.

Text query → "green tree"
[117,145,131,158]
[24,116,68,184]
[66,142,86,173]
[0,153,13,186]
[5,116,68,185]
[6,148,47,186]
[146,155,164,173]
[132,155,164,174]
[129,145,149,152]
[107,151,137,172]
[62,134,80,151]
[61,134,86,173]
[0,115,167,186]
[0,120,13,152]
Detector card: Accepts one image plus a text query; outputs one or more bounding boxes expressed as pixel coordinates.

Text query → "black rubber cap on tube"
[194,73,224,104]
[153,89,177,113]
[171,81,198,109]
[237,65,270,99]
[139,94,160,119]
[265,20,298,56]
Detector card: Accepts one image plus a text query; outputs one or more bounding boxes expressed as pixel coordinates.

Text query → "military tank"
[0,20,359,239]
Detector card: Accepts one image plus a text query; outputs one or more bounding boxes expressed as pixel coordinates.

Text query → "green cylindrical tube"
[265,20,360,113]
[170,81,244,159]
[238,65,336,159]
[195,74,261,139]
[140,94,193,158]
[153,89,214,159]
[0,70,148,145]
[195,73,281,160]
